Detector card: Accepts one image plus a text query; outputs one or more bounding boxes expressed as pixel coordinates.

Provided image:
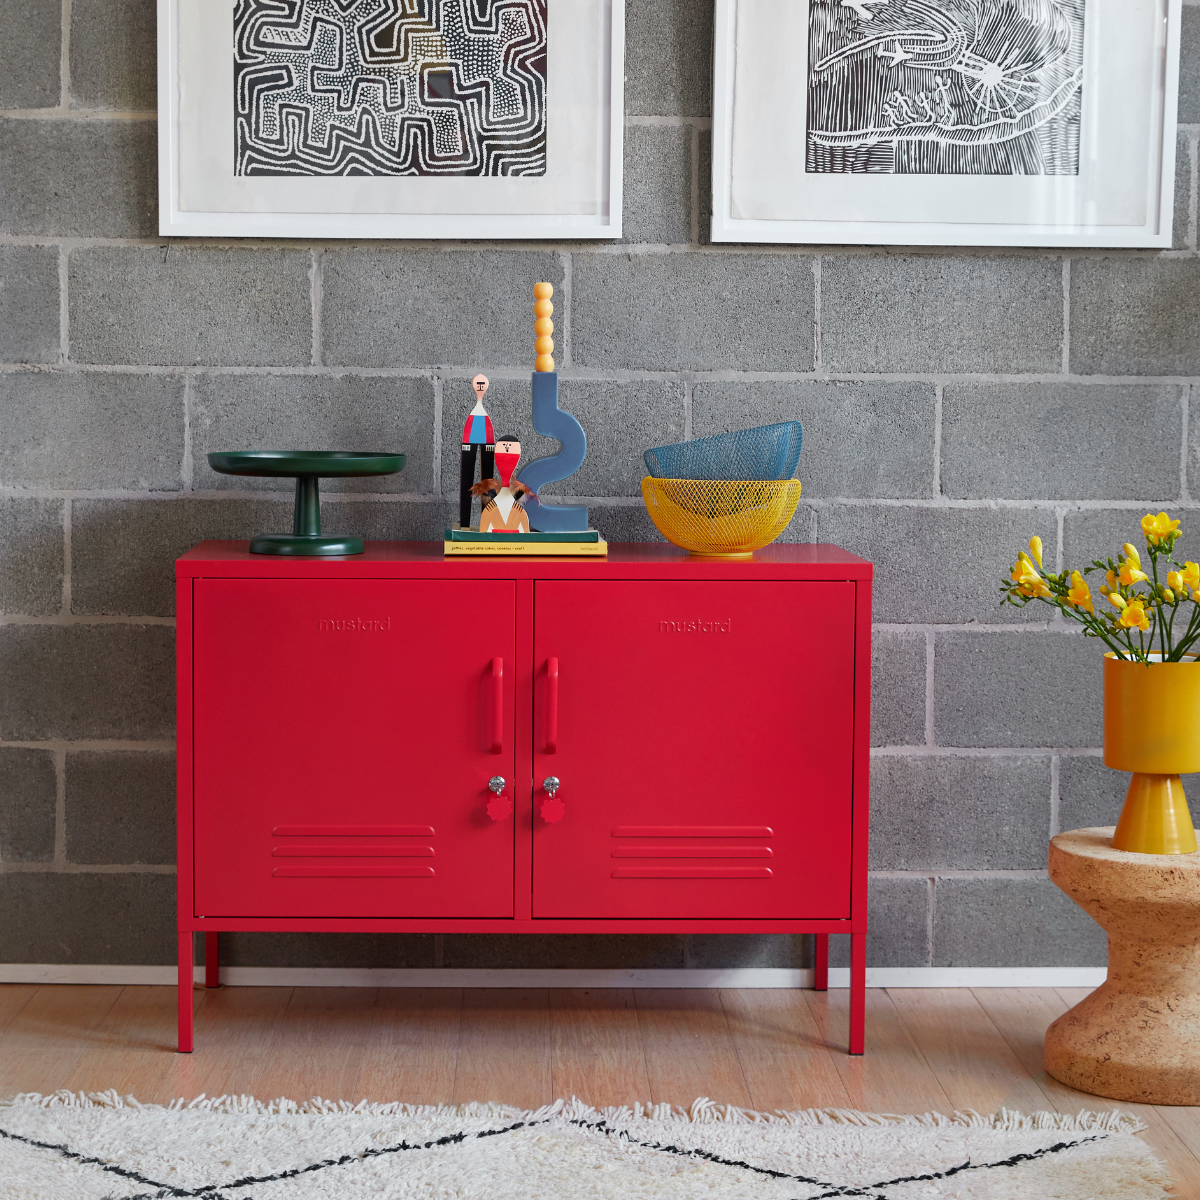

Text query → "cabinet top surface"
[177,541,871,578]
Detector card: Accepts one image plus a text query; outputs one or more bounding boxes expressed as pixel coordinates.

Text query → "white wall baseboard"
[0,964,1108,989]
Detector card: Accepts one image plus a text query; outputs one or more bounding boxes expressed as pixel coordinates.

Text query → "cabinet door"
[532,581,856,919]
[193,579,516,919]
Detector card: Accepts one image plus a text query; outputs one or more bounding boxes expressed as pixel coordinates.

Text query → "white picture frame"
[711,0,1180,247]
[158,0,623,239]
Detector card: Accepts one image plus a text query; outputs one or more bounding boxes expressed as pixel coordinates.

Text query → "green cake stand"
[208,451,406,556]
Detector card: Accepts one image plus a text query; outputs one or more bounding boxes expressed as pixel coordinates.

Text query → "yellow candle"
[534,282,555,372]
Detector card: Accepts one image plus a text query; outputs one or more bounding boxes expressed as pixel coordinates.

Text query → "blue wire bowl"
[643,421,803,481]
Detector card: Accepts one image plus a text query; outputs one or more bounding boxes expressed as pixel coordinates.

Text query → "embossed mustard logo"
[318,617,391,633]
[659,619,732,634]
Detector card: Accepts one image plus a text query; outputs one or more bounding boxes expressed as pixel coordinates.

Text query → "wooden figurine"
[471,436,531,533]
[459,373,495,529]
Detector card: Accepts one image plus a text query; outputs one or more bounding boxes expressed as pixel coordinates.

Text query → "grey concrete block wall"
[3,0,1200,974]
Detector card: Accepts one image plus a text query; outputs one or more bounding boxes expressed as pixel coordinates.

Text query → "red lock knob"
[540,776,564,823]
[486,776,512,822]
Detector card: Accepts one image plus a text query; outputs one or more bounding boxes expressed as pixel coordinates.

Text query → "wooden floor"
[1,984,1199,1193]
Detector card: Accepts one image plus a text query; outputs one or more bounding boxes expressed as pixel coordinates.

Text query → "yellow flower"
[1106,570,1118,590]
[1163,587,1176,604]
[1009,555,1051,599]
[1108,592,1127,609]
[1184,562,1200,591]
[1119,557,1149,587]
[1119,600,1151,632]
[1142,511,1181,546]
[1028,536,1043,568]
[1066,571,1093,613]
[1168,571,1183,591]
[1124,543,1141,567]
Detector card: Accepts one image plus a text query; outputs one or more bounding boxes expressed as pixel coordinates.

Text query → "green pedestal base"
[249,534,364,557]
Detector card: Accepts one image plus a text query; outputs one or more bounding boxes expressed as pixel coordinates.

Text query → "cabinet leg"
[205,932,220,989]
[178,931,194,1054]
[813,934,829,991]
[849,931,866,1056]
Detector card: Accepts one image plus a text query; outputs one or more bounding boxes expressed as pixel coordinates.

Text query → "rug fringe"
[0,1090,1146,1135]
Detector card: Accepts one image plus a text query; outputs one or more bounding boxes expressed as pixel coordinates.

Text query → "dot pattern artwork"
[234,0,548,177]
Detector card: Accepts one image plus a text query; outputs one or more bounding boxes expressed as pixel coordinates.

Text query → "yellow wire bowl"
[641,477,802,559]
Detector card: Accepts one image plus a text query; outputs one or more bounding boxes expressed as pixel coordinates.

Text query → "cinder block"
[0,625,175,741]
[688,934,809,968]
[623,124,692,245]
[817,506,1049,624]
[323,251,562,368]
[191,374,435,494]
[1070,258,1200,376]
[871,630,926,747]
[215,932,435,968]
[1062,509,1182,582]
[588,504,666,544]
[1058,754,1200,835]
[0,245,59,363]
[65,750,174,865]
[821,255,1062,373]
[0,498,63,616]
[1181,7,1200,126]
[0,119,156,238]
[72,498,289,616]
[933,876,1106,967]
[1174,131,1193,252]
[0,0,60,108]
[70,0,156,110]
[538,381,684,497]
[692,380,936,499]
[0,873,176,964]
[625,0,712,116]
[1185,391,1200,497]
[0,748,57,863]
[442,934,685,968]
[941,383,1181,500]
[829,876,930,968]
[697,131,712,247]
[573,253,814,372]
[934,631,1102,748]
[70,247,312,367]
[0,370,184,490]
[870,755,1050,869]
[319,500,448,544]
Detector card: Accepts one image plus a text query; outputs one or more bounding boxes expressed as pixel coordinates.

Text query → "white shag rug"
[0,1092,1172,1200]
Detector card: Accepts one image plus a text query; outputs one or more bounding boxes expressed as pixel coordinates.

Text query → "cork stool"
[1045,827,1200,1104]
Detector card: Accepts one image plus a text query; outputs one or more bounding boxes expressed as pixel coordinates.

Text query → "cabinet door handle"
[490,657,503,754]
[545,657,559,754]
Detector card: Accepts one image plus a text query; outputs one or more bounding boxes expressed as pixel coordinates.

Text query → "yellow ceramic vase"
[1104,653,1200,854]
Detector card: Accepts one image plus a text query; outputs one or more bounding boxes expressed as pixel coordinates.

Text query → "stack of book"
[443,528,608,556]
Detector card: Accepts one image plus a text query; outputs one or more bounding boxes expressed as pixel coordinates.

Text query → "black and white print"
[806,0,1085,174]
[234,0,548,177]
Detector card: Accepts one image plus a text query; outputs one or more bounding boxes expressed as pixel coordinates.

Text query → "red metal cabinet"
[176,543,872,1056]
[532,581,854,919]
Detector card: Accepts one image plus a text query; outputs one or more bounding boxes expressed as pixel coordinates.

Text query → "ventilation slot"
[273,866,435,879]
[611,826,773,838]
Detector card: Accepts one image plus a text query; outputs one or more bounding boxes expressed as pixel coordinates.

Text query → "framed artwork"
[711,0,1181,247]
[157,0,623,239]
